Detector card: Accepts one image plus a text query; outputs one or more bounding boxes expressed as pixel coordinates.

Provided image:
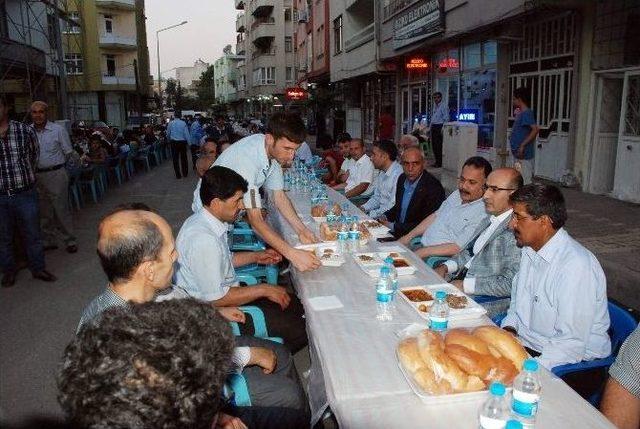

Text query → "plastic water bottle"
[511,359,542,427]
[337,222,349,255]
[383,256,399,304]
[348,219,361,253]
[505,421,523,429]
[428,290,449,332]
[376,266,393,322]
[478,382,510,429]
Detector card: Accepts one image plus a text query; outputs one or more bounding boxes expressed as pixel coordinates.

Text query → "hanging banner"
[393,0,444,50]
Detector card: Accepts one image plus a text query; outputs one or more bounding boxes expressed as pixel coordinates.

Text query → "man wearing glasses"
[434,168,523,317]
[399,156,491,261]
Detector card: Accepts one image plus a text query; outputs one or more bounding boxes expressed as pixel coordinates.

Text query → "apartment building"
[214,51,245,114]
[175,59,209,97]
[234,0,296,117]
[63,0,152,128]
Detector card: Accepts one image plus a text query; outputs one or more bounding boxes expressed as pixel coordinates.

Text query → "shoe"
[66,244,78,254]
[32,270,57,282]
[1,271,16,288]
[43,244,59,251]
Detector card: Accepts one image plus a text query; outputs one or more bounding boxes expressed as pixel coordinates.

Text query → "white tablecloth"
[269,187,614,429]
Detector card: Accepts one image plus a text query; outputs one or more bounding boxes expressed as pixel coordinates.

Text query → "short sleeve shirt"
[421,190,488,248]
[174,209,238,301]
[510,108,537,159]
[191,133,284,212]
[610,325,640,398]
[345,154,374,192]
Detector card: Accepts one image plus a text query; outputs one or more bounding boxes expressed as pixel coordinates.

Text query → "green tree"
[164,78,177,108]
[196,64,216,109]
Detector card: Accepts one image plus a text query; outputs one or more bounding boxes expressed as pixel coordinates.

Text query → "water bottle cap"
[523,359,539,372]
[488,382,505,396]
[435,290,447,300]
[380,266,390,275]
[505,420,523,429]
[384,256,394,264]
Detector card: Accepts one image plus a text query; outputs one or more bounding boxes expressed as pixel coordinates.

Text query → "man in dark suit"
[379,147,445,238]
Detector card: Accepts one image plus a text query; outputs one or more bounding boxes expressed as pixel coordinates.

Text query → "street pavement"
[1,157,639,425]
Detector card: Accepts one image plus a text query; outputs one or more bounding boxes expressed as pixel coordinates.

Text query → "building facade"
[175,59,209,97]
[63,0,152,129]
[213,51,244,112]
[234,0,296,117]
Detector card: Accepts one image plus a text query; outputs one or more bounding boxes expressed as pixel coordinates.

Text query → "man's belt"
[37,163,65,173]
[1,183,35,197]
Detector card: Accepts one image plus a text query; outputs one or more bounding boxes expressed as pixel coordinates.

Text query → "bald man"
[433,168,523,317]
[77,205,308,416]
[380,147,445,238]
[31,101,77,253]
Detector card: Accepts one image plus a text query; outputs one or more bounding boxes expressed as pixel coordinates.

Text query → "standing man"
[430,91,449,168]
[378,106,395,141]
[30,101,77,254]
[192,112,320,272]
[361,139,403,219]
[332,138,374,199]
[510,87,539,184]
[189,115,205,170]
[166,111,190,179]
[0,95,55,287]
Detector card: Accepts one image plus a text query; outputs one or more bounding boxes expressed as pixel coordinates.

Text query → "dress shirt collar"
[200,208,229,238]
[405,172,423,187]
[384,161,400,176]
[490,208,513,225]
[524,227,568,264]
[354,154,368,166]
[34,121,54,133]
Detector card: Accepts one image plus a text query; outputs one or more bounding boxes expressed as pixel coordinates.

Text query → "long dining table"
[267,186,615,429]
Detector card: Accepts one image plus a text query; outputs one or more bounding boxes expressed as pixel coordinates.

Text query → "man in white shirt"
[434,168,523,317]
[430,91,449,168]
[30,101,77,253]
[335,132,353,185]
[399,156,491,260]
[502,183,611,371]
[361,139,403,218]
[333,138,374,198]
[179,166,308,354]
[191,112,320,272]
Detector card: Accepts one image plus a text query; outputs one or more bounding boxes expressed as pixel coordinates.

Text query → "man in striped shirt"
[0,95,55,287]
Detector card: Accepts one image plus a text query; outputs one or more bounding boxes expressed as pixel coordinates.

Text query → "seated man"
[332,138,374,199]
[78,204,306,415]
[502,183,611,373]
[334,132,353,185]
[361,139,403,219]
[380,147,445,238]
[176,166,308,354]
[397,134,419,156]
[398,156,491,260]
[61,299,308,429]
[434,168,523,317]
[601,325,640,429]
[196,136,218,178]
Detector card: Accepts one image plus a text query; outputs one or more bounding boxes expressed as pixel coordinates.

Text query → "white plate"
[399,284,487,320]
[376,252,416,276]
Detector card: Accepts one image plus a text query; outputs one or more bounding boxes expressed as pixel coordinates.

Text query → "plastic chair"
[79,166,100,204]
[424,256,448,268]
[232,274,283,342]
[231,224,280,284]
[106,156,122,186]
[67,167,82,210]
[134,146,151,172]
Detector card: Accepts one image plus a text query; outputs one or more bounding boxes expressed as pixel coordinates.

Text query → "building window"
[284,7,291,21]
[105,54,116,76]
[104,14,113,34]
[64,53,83,75]
[253,67,276,85]
[463,43,482,70]
[286,67,293,82]
[63,11,81,34]
[285,36,292,53]
[333,15,342,55]
[317,25,324,59]
[483,41,497,65]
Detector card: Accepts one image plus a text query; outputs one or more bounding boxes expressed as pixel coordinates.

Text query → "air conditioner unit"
[297,10,308,23]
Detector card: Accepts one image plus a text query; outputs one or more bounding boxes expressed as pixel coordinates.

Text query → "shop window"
[460,70,496,147]
[483,41,497,65]
[464,43,482,69]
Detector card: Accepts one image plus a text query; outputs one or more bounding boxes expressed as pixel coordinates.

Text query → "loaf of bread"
[311,205,326,217]
[444,343,495,379]
[473,326,528,370]
[319,223,338,241]
[417,330,469,392]
[397,337,425,373]
[444,328,491,356]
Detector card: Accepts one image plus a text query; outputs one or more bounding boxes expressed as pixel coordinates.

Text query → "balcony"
[99,33,137,50]
[236,39,246,55]
[251,20,275,48]
[102,75,136,85]
[345,22,374,53]
[95,0,136,10]
[252,0,274,17]
[235,0,245,10]
[236,14,245,32]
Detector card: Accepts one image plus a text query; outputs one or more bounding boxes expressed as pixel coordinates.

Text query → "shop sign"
[406,57,429,70]
[285,87,307,101]
[393,0,444,50]
[438,58,459,70]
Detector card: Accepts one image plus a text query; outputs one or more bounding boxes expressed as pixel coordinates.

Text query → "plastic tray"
[399,283,487,321]
[353,252,417,277]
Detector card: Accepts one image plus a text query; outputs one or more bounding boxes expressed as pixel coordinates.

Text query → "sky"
[145,0,237,79]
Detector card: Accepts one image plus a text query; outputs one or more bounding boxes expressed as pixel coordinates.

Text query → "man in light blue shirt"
[399,156,491,260]
[502,183,610,371]
[362,139,403,218]
[166,111,190,179]
[189,115,205,170]
[294,141,313,164]
[191,112,320,272]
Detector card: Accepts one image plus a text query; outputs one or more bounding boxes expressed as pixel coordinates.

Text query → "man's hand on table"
[398,234,412,247]
[263,284,292,310]
[248,346,277,374]
[298,227,318,245]
[434,264,448,279]
[450,279,463,291]
[255,249,282,265]
[288,248,321,271]
[218,307,246,323]
[216,413,248,429]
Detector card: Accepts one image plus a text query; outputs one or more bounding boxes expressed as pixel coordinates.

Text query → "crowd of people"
[1,92,639,428]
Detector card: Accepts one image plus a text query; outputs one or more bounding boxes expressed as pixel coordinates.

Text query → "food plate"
[361,220,391,237]
[295,243,344,267]
[352,252,417,277]
[399,284,487,320]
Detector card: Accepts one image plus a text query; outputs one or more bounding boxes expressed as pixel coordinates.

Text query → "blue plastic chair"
[134,146,152,172]
[79,166,100,204]
[106,156,122,186]
[67,167,82,210]
[230,223,279,284]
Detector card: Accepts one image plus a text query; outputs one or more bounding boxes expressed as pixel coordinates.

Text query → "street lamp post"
[156,20,188,113]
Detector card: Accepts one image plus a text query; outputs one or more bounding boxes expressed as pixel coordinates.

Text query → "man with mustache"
[398,156,491,261]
